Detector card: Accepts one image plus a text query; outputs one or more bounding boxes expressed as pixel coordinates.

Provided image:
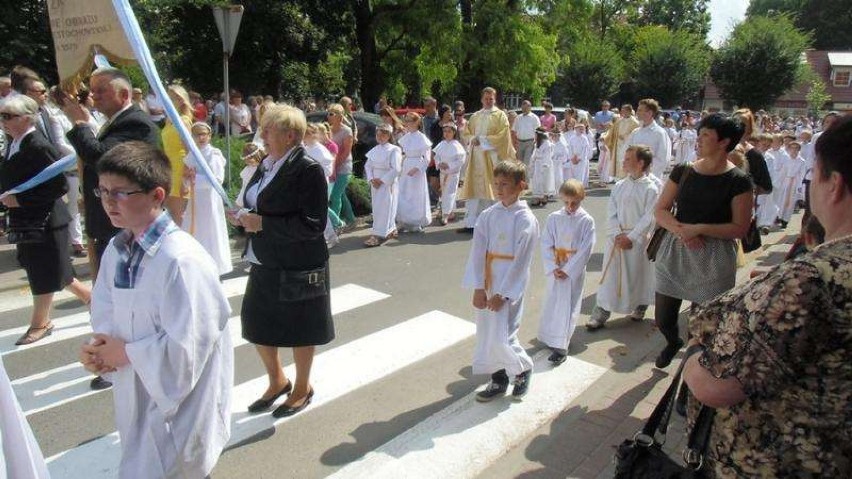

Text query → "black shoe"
[512,370,532,401]
[779,220,788,229]
[90,376,112,390]
[272,388,314,418]
[759,226,770,236]
[456,227,474,234]
[475,373,509,403]
[248,381,293,413]
[547,351,567,366]
[655,339,685,369]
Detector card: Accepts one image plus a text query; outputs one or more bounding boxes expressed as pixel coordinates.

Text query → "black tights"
[655,292,684,347]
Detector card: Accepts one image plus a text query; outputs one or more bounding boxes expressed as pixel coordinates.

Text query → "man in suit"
[63,67,159,271]
[62,67,159,391]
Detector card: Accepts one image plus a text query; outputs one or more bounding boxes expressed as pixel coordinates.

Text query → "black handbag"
[613,350,715,478]
[741,212,762,253]
[647,165,692,262]
[278,264,329,302]
[5,214,49,245]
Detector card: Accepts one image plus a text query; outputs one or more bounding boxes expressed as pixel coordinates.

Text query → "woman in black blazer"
[229,104,334,418]
[0,95,91,345]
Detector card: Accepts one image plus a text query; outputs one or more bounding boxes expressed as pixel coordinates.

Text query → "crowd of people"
[1,63,850,478]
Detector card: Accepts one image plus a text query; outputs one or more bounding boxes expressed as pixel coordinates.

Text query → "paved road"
[0,176,799,478]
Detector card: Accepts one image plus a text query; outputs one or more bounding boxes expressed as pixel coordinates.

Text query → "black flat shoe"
[247,381,293,413]
[90,376,112,390]
[272,388,314,418]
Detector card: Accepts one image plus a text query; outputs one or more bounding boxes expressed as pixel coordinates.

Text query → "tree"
[747,0,852,50]
[533,0,595,54]
[555,38,624,109]
[710,15,811,111]
[0,0,58,83]
[634,0,710,38]
[629,26,710,107]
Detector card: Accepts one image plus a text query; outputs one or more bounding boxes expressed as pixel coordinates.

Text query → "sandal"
[386,230,398,240]
[15,323,54,346]
[363,236,383,248]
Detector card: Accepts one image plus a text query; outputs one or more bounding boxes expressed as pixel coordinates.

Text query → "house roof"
[827,52,852,67]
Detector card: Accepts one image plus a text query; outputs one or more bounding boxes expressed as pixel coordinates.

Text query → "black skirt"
[16,225,74,295]
[241,262,335,347]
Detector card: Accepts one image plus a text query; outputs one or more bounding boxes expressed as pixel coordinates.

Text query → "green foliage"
[805,76,831,117]
[629,26,710,107]
[747,0,852,50]
[346,176,372,217]
[555,38,624,109]
[211,135,249,200]
[0,1,56,83]
[634,0,711,38]
[533,0,595,54]
[710,15,811,111]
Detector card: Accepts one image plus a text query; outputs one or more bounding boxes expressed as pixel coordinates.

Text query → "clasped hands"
[79,334,128,375]
[674,223,704,249]
[614,233,633,250]
[226,209,263,232]
[472,289,505,312]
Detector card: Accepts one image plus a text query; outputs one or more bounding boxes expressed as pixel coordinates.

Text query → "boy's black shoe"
[547,351,567,366]
[511,369,532,401]
[476,369,509,402]
[654,338,685,369]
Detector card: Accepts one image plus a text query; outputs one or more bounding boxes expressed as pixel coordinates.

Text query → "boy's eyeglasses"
[93,188,147,201]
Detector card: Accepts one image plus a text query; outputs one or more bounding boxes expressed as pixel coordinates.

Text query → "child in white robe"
[396,112,432,232]
[432,123,466,225]
[303,123,339,247]
[530,129,555,206]
[587,146,659,331]
[182,122,233,275]
[564,124,591,187]
[537,179,595,364]
[549,129,566,188]
[463,161,538,402]
[80,142,233,479]
[236,142,262,208]
[674,123,697,165]
[777,141,807,228]
[364,124,402,246]
[755,134,780,232]
[597,123,612,185]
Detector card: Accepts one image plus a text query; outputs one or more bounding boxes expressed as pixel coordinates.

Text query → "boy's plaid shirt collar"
[113,211,177,289]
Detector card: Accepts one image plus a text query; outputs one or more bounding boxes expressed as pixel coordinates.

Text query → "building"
[701,50,852,115]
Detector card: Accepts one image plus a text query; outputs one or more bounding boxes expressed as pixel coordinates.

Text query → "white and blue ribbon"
[0,153,77,199]
[112,0,234,208]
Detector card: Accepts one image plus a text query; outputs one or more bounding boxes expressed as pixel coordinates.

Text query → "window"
[833,69,851,87]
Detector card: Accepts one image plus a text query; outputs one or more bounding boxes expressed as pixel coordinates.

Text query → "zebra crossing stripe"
[45,310,475,479]
[13,283,389,416]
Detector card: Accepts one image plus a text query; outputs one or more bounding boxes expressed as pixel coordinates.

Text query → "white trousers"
[65,174,84,245]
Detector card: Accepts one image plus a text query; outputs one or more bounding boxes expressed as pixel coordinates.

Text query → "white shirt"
[7,127,36,157]
[243,149,296,264]
[512,112,541,141]
[145,93,164,122]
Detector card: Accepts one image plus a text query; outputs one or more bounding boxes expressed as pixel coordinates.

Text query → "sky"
[707,0,750,47]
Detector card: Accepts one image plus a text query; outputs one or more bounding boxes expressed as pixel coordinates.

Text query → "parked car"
[305,111,383,176]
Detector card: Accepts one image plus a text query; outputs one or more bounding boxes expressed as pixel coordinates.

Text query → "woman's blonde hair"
[328,103,346,117]
[734,108,756,141]
[167,84,192,119]
[261,103,307,139]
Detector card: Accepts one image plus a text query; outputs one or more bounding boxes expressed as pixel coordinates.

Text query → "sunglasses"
[28,88,47,94]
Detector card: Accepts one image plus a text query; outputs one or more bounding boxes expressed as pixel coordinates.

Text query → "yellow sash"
[485,252,514,291]
[554,247,577,266]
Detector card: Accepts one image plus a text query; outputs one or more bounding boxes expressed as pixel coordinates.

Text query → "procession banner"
[47,0,136,91]
[0,154,77,200]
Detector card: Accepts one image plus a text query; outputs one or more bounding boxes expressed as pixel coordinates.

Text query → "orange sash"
[485,251,514,291]
[554,247,577,266]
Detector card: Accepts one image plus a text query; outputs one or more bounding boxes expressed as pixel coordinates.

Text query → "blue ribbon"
[111,0,234,208]
[0,153,78,198]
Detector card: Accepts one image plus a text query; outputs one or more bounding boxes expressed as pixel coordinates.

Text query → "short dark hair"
[814,114,852,192]
[493,160,526,184]
[627,145,653,171]
[11,65,40,93]
[97,142,171,194]
[697,113,745,153]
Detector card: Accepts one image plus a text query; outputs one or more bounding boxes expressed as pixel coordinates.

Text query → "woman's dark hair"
[438,104,452,119]
[97,141,171,193]
[814,113,852,191]
[697,113,745,152]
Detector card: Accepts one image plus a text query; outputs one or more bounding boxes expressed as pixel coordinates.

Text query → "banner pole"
[224,51,231,191]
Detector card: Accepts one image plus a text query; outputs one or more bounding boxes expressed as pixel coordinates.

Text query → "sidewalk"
[482,214,803,479]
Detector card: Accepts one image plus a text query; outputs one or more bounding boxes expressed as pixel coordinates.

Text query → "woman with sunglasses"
[0,95,91,345]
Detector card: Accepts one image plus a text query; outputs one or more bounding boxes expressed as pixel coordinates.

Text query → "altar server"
[396,112,432,232]
[530,128,555,206]
[776,141,807,228]
[564,123,591,187]
[432,123,466,225]
[363,124,402,246]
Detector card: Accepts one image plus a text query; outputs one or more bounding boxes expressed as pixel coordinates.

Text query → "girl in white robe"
[183,122,232,275]
[537,180,595,363]
[432,124,466,224]
[303,126,339,247]
[530,130,555,205]
[564,125,591,187]
[587,147,659,330]
[597,126,612,185]
[777,143,807,225]
[396,113,433,231]
[462,167,538,395]
[549,130,566,188]
[674,124,697,165]
[364,126,402,246]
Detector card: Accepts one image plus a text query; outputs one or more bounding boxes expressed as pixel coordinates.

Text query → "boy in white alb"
[537,179,596,364]
[549,129,566,188]
[755,134,780,233]
[530,128,555,205]
[776,141,807,228]
[587,146,659,331]
[364,124,402,246]
[463,161,538,402]
[182,122,233,275]
[432,123,466,225]
[564,124,591,187]
[396,112,433,232]
[79,142,232,479]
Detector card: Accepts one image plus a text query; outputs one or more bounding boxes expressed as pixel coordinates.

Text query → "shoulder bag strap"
[682,404,717,470]
[637,343,702,445]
